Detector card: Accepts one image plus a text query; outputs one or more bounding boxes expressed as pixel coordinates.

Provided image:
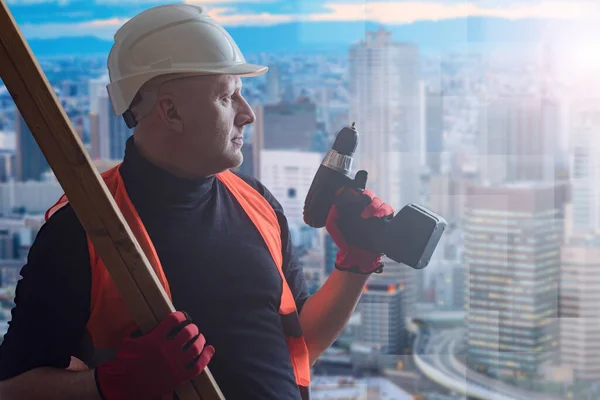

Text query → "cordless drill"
[303,123,447,270]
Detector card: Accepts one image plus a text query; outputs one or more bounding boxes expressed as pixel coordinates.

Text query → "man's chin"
[225,151,244,170]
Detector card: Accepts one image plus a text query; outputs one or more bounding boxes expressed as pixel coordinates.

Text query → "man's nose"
[235,99,256,126]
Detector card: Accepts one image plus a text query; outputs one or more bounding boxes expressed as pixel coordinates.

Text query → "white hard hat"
[106,4,267,126]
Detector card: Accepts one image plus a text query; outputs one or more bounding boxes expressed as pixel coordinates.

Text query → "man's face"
[158,74,255,177]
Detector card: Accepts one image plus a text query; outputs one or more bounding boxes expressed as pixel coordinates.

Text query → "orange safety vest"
[45,164,311,399]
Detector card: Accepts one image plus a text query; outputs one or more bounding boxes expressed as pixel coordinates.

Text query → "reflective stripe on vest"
[46,165,311,399]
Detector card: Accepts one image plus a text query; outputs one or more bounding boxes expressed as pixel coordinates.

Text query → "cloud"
[206,7,296,25]
[200,0,600,25]
[18,18,129,40]
[186,0,280,3]
[16,7,292,39]
[5,0,180,24]
[306,1,598,23]
[186,0,327,15]
[4,0,58,3]
[6,0,175,3]
[12,0,600,41]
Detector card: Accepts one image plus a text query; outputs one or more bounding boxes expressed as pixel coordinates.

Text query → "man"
[0,4,394,400]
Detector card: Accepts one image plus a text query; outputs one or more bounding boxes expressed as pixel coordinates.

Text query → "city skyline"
[1,2,600,398]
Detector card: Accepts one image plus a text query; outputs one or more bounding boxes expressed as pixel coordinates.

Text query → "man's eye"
[221,91,238,103]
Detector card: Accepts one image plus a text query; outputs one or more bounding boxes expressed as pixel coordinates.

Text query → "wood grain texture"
[0,2,224,399]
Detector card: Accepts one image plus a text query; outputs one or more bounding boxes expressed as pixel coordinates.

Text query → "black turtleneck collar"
[118,136,216,208]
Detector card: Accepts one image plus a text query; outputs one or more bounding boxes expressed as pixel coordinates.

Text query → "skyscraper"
[253,100,318,152]
[376,259,417,318]
[266,64,281,105]
[478,96,561,185]
[568,98,600,235]
[560,235,600,381]
[259,150,321,226]
[15,108,49,182]
[89,76,109,160]
[464,182,566,384]
[427,173,476,224]
[90,76,132,161]
[357,279,405,355]
[98,89,132,160]
[349,28,421,210]
[434,261,465,310]
[425,90,444,175]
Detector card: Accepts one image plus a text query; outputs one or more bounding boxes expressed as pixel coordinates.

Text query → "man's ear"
[156,95,183,132]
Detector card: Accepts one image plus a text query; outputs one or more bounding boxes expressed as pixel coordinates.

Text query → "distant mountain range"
[25,17,587,57]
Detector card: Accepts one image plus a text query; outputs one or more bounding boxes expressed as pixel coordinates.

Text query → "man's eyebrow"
[231,81,242,93]
[217,82,241,94]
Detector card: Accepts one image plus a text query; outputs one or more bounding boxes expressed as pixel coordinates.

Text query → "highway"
[446,336,560,400]
[416,329,514,400]
[414,328,561,400]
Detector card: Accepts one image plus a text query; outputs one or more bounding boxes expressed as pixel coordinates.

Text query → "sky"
[4,0,600,40]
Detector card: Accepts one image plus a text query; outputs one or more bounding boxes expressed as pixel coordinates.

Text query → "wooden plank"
[0,2,224,399]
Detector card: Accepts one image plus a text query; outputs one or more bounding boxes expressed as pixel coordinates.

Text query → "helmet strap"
[123,109,138,129]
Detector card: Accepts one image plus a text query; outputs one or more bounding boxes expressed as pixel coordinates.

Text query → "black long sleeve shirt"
[0,137,310,400]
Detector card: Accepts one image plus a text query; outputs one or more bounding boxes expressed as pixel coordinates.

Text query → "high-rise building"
[253,100,318,152]
[559,235,600,381]
[0,219,26,260]
[0,180,63,215]
[98,89,132,160]
[349,28,421,210]
[318,87,349,135]
[0,151,13,183]
[296,229,326,295]
[89,76,109,160]
[568,99,600,235]
[426,90,444,175]
[357,279,405,355]
[266,64,281,105]
[434,261,465,310]
[15,109,49,182]
[60,80,78,98]
[478,96,561,185]
[0,132,15,182]
[89,76,109,117]
[377,259,417,318]
[259,150,322,226]
[89,113,101,159]
[427,173,477,224]
[464,182,567,383]
[89,76,132,161]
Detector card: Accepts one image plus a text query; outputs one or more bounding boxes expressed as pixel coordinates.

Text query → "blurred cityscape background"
[1,1,600,399]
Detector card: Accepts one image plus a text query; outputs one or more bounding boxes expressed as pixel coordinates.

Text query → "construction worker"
[0,4,394,400]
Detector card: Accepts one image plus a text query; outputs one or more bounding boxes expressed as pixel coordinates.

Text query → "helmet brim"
[216,62,269,77]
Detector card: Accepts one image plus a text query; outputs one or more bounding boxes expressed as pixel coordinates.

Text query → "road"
[418,329,513,400]
[416,328,562,400]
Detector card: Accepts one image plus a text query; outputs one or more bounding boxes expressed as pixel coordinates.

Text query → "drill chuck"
[303,123,358,228]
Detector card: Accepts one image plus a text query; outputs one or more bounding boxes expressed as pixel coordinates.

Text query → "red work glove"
[326,182,394,275]
[94,311,215,400]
